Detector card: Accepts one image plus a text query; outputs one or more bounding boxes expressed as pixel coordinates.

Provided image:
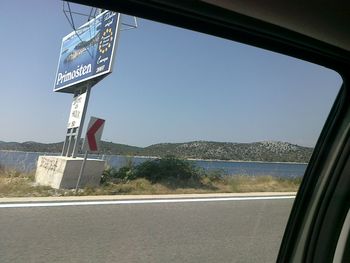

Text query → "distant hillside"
[0,141,63,153]
[0,140,313,163]
[99,141,143,155]
[142,141,312,163]
[0,141,142,156]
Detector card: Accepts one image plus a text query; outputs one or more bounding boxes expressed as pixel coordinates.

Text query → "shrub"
[114,166,136,181]
[100,167,115,184]
[133,156,201,183]
[100,165,136,184]
[204,169,225,182]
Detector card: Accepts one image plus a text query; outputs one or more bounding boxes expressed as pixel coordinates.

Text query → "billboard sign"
[67,92,87,129]
[54,11,120,93]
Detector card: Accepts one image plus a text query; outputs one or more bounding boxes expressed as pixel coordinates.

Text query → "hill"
[142,141,312,163]
[0,140,313,163]
[0,141,63,153]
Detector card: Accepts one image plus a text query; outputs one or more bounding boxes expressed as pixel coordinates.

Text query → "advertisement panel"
[54,11,120,93]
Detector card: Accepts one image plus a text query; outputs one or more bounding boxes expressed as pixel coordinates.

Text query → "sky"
[0,0,342,147]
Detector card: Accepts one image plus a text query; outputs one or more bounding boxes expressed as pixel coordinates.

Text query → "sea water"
[0,151,307,178]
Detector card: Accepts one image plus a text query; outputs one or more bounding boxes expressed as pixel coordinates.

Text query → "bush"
[133,156,201,183]
[115,166,136,181]
[102,156,208,186]
[100,166,136,184]
[203,169,225,182]
[100,167,115,184]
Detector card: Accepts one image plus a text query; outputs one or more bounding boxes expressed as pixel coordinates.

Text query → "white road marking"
[0,196,295,208]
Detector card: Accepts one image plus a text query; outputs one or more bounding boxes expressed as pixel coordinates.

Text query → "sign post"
[61,87,89,157]
[75,117,105,192]
[67,92,87,129]
[75,149,89,193]
[35,10,137,190]
[54,10,121,158]
[71,83,91,158]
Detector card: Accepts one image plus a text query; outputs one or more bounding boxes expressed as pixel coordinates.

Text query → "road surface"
[0,196,294,263]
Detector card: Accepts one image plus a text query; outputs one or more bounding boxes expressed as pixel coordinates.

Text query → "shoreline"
[0,150,308,165]
[107,154,308,165]
[185,158,308,165]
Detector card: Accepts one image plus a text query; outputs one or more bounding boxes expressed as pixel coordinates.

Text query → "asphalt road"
[0,198,293,263]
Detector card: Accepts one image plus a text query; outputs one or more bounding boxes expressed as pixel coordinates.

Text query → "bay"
[0,151,306,178]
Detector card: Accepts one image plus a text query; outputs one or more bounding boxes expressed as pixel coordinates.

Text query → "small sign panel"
[83,117,105,152]
[67,92,87,129]
[54,11,120,93]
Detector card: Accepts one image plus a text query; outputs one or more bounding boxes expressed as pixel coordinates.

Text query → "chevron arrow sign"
[83,117,105,152]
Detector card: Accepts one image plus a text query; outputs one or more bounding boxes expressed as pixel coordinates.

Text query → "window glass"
[0,1,342,262]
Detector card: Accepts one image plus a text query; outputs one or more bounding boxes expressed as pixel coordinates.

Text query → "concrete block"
[35,156,105,189]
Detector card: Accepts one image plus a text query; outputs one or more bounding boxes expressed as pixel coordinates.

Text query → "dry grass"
[0,168,300,197]
[0,168,52,197]
[76,175,300,196]
[213,175,301,193]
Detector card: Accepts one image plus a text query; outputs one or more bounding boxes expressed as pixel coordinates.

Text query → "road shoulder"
[0,192,296,203]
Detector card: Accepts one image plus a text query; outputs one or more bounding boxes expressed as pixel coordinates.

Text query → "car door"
[69,1,350,262]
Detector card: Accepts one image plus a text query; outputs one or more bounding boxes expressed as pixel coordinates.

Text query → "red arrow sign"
[85,117,105,152]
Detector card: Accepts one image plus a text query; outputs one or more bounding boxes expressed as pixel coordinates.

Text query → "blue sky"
[0,0,342,147]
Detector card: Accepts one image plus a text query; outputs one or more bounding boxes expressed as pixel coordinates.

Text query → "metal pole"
[72,83,91,158]
[75,150,88,193]
[61,135,69,156]
[66,135,73,157]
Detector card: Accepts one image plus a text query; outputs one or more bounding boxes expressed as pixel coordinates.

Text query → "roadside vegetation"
[0,165,52,197]
[0,157,301,197]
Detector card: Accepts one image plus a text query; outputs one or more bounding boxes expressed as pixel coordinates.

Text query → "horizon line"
[0,139,314,149]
